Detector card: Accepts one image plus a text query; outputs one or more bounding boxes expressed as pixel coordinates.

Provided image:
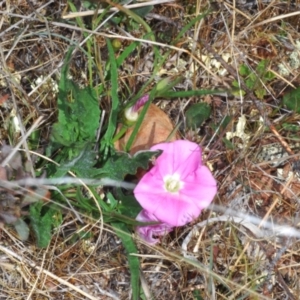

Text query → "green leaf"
[254,87,266,99]
[106,211,143,226]
[74,188,96,213]
[71,186,110,215]
[211,116,232,134]
[256,59,268,75]
[185,103,211,128]
[131,5,153,18]
[239,64,251,76]
[112,222,140,300]
[155,76,183,97]
[173,12,208,45]
[29,202,59,248]
[245,77,255,90]
[115,189,142,218]
[231,88,246,97]
[264,70,275,81]
[53,145,97,177]
[99,150,161,180]
[52,82,99,147]
[50,47,100,158]
[192,290,204,300]
[282,123,300,132]
[222,138,235,149]
[232,80,240,88]
[283,87,300,113]
[106,192,118,210]
[116,41,139,67]
[159,89,218,98]
[100,39,120,157]
[13,218,30,241]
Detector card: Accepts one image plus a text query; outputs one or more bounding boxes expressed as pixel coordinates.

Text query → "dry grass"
[1,0,300,299]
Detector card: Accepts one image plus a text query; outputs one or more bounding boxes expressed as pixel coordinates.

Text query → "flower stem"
[112,126,127,144]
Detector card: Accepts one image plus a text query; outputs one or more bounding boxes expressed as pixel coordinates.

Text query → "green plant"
[232,60,275,99]
[29,7,217,299]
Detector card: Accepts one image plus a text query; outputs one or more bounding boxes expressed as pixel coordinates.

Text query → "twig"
[276,269,296,300]
[0,245,104,300]
[0,177,136,189]
[62,0,175,19]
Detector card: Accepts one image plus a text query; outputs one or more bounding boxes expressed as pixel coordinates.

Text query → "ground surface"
[0,0,300,299]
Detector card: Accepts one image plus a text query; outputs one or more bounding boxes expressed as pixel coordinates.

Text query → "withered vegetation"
[0,0,300,299]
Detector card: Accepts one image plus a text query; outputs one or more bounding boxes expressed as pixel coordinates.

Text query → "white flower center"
[163,173,183,193]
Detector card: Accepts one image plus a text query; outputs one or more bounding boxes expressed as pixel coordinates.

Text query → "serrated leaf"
[185,103,211,128]
[29,202,57,248]
[239,64,251,76]
[53,145,97,177]
[232,80,240,88]
[255,87,266,99]
[283,87,300,113]
[99,150,161,180]
[245,77,255,90]
[264,71,275,81]
[256,59,268,75]
[50,47,100,158]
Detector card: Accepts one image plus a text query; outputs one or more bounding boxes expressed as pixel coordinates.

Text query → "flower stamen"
[163,173,183,193]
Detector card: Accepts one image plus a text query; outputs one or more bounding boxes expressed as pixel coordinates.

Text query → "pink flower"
[136,210,173,245]
[134,140,217,226]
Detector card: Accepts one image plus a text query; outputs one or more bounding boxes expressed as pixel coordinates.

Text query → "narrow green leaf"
[116,41,139,67]
[112,222,140,300]
[222,138,235,149]
[159,89,218,98]
[173,12,208,45]
[131,5,153,18]
[155,76,183,97]
[100,39,120,155]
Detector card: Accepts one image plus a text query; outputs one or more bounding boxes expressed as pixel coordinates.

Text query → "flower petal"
[136,210,173,244]
[181,165,217,209]
[151,193,200,226]
[134,140,218,227]
[151,140,201,179]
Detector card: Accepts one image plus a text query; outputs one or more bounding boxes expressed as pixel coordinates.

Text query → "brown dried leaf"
[114,103,179,155]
